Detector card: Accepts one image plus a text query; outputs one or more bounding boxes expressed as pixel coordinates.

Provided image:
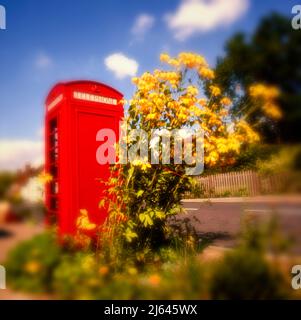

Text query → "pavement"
[181,195,301,254]
[0,223,44,264]
[0,223,45,300]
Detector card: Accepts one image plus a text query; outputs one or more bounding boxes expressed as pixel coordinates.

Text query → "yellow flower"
[178,113,188,121]
[199,67,215,80]
[209,85,221,97]
[38,172,53,184]
[219,109,229,116]
[76,209,97,232]
[191,106,202,117]
[178,52,207,69]
[141,163,151,171]
[262,102,282,120]
[148,274,161,287]
[168,58,180,68]
[98,266,109,276]
[249,84,280,100]
[198,98,207,107]
[145,113,157,121]
[237,120,260,143]
[119,98,127,105]
[25,261,41,274]
[132,159,151,171]
[132,77,139,85]
[186,85,199,96]
[208,151,219,165]
[160,53,170,63]
[132,159,143,167]
[227,137,241,153]
[216,138,229,153]
[154,70,181,86]
[220,97,232,106]
[167,101,179,110]
[127,267,138,275]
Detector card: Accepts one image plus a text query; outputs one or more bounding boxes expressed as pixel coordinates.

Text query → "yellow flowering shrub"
[97,52,282,260]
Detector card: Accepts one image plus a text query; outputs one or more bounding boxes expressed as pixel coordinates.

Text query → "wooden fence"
[186,170,296,198]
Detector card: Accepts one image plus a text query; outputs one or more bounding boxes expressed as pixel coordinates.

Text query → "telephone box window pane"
[50,197,58,211]
[50,150,58,163]
[49,117,59,163]
[50,181,59,195]
[50,165,58,178]
[50,118,57,131]
[50,134,58,148]
[49,119,58,148]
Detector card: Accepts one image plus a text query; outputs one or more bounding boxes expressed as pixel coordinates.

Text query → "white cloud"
[131,14,155,38]
[165,0,249,41]
[0,140,43,171]
[104,53,139,79]
[35,53,53,69]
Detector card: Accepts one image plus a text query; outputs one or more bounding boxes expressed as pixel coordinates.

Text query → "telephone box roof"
[46,80,123,103]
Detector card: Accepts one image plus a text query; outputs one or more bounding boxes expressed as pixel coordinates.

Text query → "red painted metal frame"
[45,81,123,237]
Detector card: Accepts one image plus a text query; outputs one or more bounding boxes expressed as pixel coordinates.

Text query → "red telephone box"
[45,80,123,236]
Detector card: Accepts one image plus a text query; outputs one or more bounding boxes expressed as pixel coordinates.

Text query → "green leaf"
[155,210,165,219]
[139,213,153,227]
[136,190,144,198]
[124,228,138,243]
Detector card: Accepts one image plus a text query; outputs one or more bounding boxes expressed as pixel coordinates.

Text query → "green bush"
[5,232,61,293]
[209,249,289,299]
[53,252,106,299]
[0,171,16,199]
[257,145,301,175]
[209,215,292,299]
[294,148,301,170]
[53,253,206,300]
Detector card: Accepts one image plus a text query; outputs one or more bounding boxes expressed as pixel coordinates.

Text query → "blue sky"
[0,0,297,170]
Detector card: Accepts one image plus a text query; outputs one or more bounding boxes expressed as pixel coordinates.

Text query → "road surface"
[181,195,301,254]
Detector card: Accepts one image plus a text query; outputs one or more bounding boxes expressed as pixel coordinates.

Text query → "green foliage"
[103,163,193,264]
[0,171,16,199]
[215,13,301,143]
[294,148,301,170]
[232,144,279,171]
[53,252,207,300]
[210,249,288,300]
[257,145,301,174]
[5,232,61,293]
[53,252,107,299]
[186,178,205,198]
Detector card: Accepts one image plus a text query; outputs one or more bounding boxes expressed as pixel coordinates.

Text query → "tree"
[214,13,301,143]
